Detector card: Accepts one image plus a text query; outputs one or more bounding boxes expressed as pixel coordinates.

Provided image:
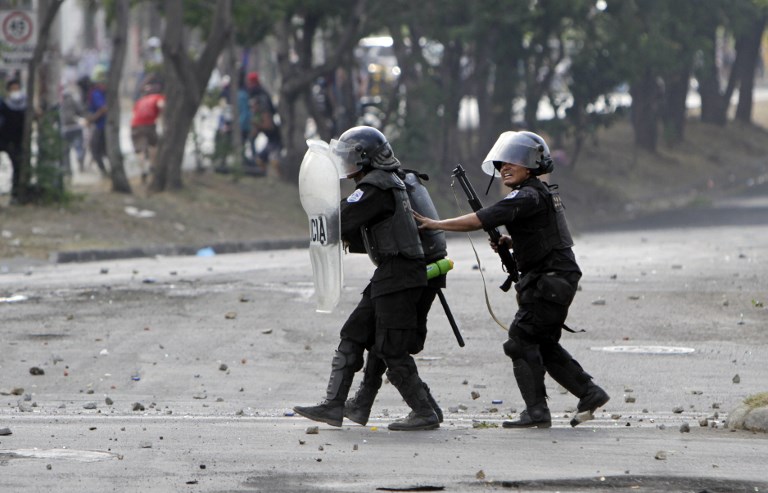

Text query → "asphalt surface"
[1,186,767,492]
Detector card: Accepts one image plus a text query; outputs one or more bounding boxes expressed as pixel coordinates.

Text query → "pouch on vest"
[535,273,576,306]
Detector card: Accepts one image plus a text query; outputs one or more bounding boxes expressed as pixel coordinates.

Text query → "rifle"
[451,164,518,292]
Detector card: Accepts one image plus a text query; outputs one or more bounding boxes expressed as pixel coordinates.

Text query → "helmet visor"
[480,131,538,176]
[329,139,362,178]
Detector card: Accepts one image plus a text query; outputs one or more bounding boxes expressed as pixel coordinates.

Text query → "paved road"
[1,190,767,492]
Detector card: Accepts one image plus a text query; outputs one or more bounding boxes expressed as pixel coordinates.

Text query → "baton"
[436,289,464,347]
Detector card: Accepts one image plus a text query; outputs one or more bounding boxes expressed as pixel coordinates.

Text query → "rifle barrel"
[451,163,519,290]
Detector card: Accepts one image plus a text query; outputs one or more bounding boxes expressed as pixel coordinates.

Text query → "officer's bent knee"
[336,340,364,372]
[503,337,524,360]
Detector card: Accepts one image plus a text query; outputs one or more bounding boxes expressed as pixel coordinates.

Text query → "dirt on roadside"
[0,172,308,263]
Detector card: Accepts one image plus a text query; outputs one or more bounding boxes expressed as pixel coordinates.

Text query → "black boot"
[502,402,551,429]
[502,357,551,429]
[422,382,444,423]
[344,354,386,426]
[542,346,610,426]
[294,349,358,427]
[387,370,439,431]
[577,382,610,413]
[293,400,345,427]
[567,382,611,427]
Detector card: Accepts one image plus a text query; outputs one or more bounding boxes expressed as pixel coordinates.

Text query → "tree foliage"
[17,0,767,202]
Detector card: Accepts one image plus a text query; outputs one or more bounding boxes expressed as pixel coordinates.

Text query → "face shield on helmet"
[330,126,401,178]
[481,131,541,177]
[329,139,364,178]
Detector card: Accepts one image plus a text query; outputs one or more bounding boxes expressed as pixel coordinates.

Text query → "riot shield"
[298,140,343,313]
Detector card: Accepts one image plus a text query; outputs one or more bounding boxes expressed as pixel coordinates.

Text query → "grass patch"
[744,392,768,409]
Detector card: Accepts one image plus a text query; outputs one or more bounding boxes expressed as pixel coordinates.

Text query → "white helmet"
[481,131,553,177]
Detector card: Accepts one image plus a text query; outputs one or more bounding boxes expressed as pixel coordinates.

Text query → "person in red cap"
[130,82,165,183]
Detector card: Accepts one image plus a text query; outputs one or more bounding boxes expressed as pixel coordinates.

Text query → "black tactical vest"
[359,169,424,265]
[509,179,574,273]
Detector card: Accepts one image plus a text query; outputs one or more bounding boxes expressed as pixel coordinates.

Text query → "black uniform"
[477,177,608,427]
[0,96,25,201]
[339,172,427,359]
[340,169,447,427]
[294,168,441,430]
[477,177,579,339]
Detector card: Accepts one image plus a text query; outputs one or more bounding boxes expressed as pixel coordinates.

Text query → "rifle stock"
[452,164,518,291]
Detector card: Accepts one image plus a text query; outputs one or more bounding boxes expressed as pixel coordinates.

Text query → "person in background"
[130,82,165,183]
[229,71,252,169]
[0,79,27,204]
[86,65,109,177]
[246,71,282,177]
[59,88,86,175]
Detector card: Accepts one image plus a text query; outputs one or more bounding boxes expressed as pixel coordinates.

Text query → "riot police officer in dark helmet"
[415,130,610,428]
[293,125,443,431]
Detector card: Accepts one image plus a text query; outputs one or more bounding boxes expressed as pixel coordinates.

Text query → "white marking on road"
[590,346,695,355]
[0,448,118,462]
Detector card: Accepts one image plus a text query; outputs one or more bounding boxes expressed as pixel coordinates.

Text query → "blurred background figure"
[0,79,27,204]
[130,81,165,183]
[59,88,87,176]
[246,71,281,177]
[86,64,109,177]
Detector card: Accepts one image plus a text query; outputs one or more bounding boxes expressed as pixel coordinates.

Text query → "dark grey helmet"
[330,126,400,177]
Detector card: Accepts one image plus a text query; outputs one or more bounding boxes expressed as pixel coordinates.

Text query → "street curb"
[50,238,308,264]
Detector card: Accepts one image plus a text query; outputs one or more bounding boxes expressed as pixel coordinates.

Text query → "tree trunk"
[227,36,243,172]
[150,0,232,192]
[438,39,464,168]
[522,33,564,132]
[154,72,198,190]
[106,0,132,194]
[697,62,728,125]
[661,61,693,145]
[488,55,519,151]
[83,0,98,48]
[336,60,358,132]
[473,25,522,156]
[630,69,660,152]
[278,92,305,184]
[274,1,367,181]
[18,0,64,204]
[735,15,767,124]
[697,24,739,126]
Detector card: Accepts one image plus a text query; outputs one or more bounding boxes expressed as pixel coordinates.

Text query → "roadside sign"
[0,9,37,67]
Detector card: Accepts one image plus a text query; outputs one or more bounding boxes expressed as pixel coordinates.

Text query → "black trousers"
[340,284,435,360]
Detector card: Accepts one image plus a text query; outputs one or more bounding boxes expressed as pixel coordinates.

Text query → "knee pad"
[503,336,524,360]
[334,340,364,372]
[504,334,543,366]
